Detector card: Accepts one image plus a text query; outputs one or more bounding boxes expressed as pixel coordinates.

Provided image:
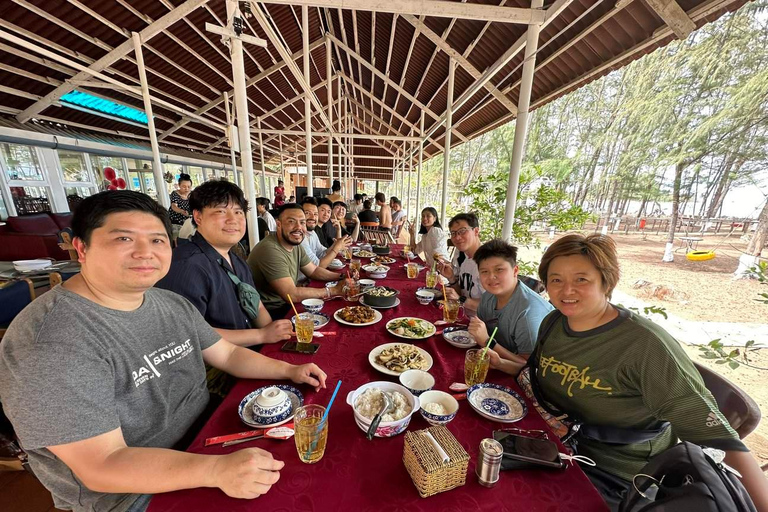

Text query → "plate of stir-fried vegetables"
[385,317,437,340]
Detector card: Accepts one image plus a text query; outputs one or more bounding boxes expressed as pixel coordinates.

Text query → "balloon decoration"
[102,167,126,190]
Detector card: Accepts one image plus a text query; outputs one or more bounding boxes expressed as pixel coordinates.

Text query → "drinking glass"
[344,279,360,301]
[425,270,438,289]
[295,313,315,348]
[402,244,411,256]
[443,299,461,323]
[406,263,418,279]
[294,404,328,464]
[350,258,362,275]
[465,349,490,387]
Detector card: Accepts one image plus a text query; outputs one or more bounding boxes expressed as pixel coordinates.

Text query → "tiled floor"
[0,469,65,512]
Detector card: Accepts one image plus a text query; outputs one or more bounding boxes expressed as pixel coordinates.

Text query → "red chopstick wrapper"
[205,423,295,446]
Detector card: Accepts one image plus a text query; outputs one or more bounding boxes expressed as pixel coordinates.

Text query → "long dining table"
[148,245,608,512]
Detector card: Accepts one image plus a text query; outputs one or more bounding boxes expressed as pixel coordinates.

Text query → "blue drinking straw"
[304,380,342,460]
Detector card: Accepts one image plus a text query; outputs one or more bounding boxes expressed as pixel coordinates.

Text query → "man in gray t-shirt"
[0,191,328,512]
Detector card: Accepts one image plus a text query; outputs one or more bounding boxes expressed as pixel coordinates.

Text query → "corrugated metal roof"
[0,0,752,181]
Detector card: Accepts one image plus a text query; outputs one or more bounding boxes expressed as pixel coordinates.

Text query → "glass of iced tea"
[295,313,315,348]
[425,270,438,289]
[443,299,461,323]
[350,258,361,273]
[402,244,411,256]
[406,263,418,279]
[344,279,360,301]
[465,349,490,387]
[294,404,328,464]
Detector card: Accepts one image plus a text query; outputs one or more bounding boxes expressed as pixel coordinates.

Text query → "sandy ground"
[519,231,768,465]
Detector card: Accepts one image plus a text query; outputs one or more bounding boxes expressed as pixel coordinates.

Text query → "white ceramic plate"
[466,383,527,423]
[290,312,331,329]
[238,384,304,428]
[368,342,434,376]
[358,296,401,309]
[333,307,383,327]
[328,259,345,270]
[385,317,437,340]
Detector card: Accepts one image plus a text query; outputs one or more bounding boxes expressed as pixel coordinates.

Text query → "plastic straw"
[472,327,498,384]
[304,380,342,460]
[441,282,448,303]
[287,293,300,319]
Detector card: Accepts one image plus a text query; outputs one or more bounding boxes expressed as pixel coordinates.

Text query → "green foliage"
[464,163,591,246]
[622,305,669,320]
[698,339,760,370]
[752,262,768,304]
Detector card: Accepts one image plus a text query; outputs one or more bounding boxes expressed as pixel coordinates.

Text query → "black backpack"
[620,441,757,512]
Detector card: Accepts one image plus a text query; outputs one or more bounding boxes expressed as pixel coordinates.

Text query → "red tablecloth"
[149,247,608,512]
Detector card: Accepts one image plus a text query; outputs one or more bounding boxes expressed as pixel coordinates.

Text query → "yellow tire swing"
[686,250,715,261]
[685,226,736,262]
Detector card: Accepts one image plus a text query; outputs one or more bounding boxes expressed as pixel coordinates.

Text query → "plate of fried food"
[354,249,377,258]
[369,343,433,376]
[372,255,397,265]
[333,305,383,327]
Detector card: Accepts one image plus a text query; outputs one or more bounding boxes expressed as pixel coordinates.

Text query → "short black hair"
[317,197,333,208]
[353,193,362,201]
[72,190,171,244]
[418,207,442,235]
[363,199,372,209]
[449,212,479,230]
[301,196,318,206]
[256,197,271,208]
[333,201,348,210]
[277,203,304,220]
[474,239,518,269]
[189,179,250,226]
[178,173,192,185]
[390,197,401,206]
[374,192,386,202]
[278,179,284,184]
[332,179,341,191]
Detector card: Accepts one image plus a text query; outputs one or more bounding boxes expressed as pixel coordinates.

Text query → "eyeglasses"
[449,227,471,238]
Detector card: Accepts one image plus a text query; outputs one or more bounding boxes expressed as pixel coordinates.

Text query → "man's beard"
[282,227,304,246]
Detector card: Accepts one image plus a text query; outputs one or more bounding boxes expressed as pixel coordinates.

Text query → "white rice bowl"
[346,381,420,437]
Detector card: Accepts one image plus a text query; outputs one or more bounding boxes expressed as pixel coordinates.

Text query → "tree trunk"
[663,161,685,262]
[706,156,734,217]
[746,199,768,257]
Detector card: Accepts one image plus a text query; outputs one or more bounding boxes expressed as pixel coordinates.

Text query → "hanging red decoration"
[110,179,119,187]
[116,177,126,189]
[103,167,116,181]
[107,185,117,190]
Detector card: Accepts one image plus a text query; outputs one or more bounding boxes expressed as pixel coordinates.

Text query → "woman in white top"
[408,207,449,267]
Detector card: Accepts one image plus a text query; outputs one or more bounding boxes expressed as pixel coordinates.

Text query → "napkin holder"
[403,425,469,498]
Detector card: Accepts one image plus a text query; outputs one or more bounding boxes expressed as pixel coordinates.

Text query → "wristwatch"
[487,338,498,351]
[459,296,467,304]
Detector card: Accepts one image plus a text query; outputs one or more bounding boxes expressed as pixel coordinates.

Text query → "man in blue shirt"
[157,180,292,347]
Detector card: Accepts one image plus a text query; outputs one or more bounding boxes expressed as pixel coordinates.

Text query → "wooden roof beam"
[644,0,697,39]
[159,36,326,141]
[259,1,545,25]
[340,73,444,152]
[16,0,213,124]
[327,33,468,143]
[402,14,517,116]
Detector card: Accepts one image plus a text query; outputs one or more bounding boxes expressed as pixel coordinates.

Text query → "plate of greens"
[385,317,437,340]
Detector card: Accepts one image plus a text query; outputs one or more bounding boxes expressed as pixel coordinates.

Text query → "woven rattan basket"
[403,425,469,498]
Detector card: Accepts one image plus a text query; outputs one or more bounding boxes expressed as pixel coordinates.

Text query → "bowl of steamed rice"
[346,381,420,437]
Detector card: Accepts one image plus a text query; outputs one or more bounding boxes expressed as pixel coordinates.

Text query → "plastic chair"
[694,362,761,439]
[48,271,77,288]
